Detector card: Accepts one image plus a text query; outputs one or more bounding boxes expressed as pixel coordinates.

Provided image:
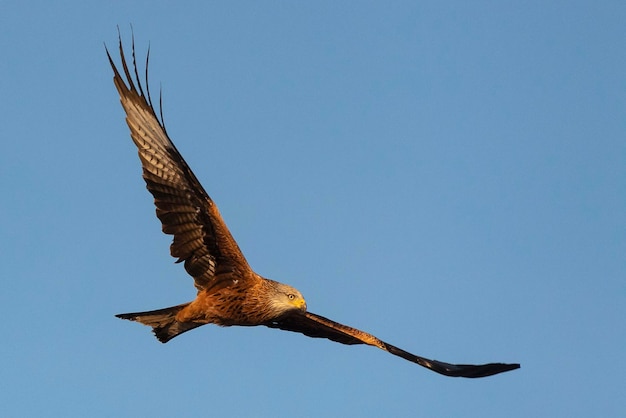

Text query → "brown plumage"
[108,33,520,378]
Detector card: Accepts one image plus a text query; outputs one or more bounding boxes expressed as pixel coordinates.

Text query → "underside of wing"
[266,311,383,346]
[267,311,520,378]
[106,33,251,290]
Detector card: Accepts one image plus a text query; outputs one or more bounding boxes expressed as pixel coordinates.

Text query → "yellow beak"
[295,298,307,311]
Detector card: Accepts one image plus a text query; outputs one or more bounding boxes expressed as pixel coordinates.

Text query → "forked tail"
[115,302,202,343]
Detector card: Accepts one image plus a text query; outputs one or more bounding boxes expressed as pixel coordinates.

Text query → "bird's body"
[179,278,306,327]
[108,33,520,378]
[119,275,305,342]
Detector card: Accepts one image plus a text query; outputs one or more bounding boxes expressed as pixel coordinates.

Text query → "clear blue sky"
[1,2,624,417]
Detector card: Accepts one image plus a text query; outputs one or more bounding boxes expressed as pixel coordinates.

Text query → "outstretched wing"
[267,312,520,378]
[107,34,251,291]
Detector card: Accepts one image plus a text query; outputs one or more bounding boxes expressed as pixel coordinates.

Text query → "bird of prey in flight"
[108,34,520,378]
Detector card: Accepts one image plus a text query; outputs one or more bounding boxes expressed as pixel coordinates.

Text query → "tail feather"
[116,302,202,343]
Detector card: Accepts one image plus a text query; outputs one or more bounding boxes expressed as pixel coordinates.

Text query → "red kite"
[108,35,519,378]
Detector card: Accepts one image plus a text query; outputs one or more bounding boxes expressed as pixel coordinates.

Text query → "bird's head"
[270,282,307,314]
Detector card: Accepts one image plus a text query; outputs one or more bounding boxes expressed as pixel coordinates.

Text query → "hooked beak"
[296,298,307,311]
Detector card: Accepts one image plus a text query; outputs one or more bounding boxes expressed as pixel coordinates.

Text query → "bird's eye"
[287,294,295,300]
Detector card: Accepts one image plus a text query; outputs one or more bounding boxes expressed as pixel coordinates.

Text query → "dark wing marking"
[106,33,251,291]
[267,312,520,378]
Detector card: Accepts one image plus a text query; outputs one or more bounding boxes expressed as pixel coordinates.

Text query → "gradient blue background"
[2,2,624,417]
